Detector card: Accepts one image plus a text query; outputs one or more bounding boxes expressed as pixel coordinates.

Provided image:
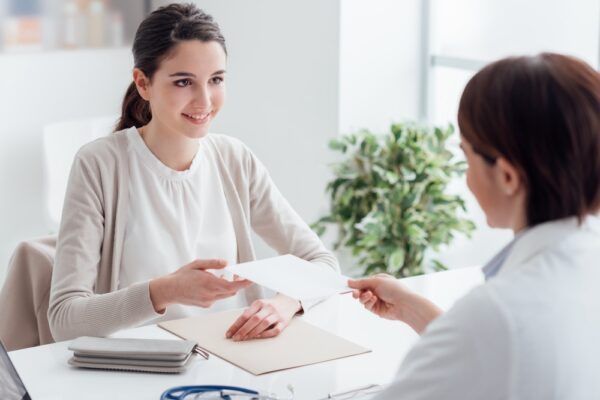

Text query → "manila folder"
[158,309,370,375]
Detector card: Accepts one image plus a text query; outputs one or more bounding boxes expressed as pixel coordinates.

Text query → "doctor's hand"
[149,259,253,313]
[226,294,301,341]
[348,274,442,334]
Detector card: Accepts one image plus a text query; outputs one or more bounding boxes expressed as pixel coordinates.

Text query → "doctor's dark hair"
[115,3,226,132]
[458,53,600,226]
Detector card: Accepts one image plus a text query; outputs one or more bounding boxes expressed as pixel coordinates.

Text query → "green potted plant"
[312,122,475,278]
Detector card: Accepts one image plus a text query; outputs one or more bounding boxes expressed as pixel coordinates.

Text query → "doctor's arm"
[371,287,511,400]
[348,274,442,334]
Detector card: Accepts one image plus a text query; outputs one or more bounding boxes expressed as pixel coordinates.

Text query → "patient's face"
[143,40,227,140]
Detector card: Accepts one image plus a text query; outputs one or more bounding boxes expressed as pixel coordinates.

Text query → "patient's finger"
[257,322,284,339]
[242,313,278,340]
[232,309,269,341]
[226,302,262,338]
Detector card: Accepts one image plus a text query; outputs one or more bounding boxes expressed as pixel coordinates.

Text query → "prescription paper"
[225,254,352,301]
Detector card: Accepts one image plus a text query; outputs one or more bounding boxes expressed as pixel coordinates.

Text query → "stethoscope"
[160,385,291,400]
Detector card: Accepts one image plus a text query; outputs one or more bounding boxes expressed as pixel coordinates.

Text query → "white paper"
[225,254,351,300]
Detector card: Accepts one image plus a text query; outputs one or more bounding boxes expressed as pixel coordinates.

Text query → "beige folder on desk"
[158,309,370,375]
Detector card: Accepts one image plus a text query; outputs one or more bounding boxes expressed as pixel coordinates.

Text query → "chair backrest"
[0,236,57,351]
[42,116,117,231]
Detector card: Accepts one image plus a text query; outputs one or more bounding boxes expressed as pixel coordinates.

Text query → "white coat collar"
[497,215,600,277]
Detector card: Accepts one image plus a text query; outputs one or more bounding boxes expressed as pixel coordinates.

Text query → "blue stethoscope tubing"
[161,385,259,400]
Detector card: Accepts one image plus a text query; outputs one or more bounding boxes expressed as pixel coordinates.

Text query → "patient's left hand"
[226,294,301,341]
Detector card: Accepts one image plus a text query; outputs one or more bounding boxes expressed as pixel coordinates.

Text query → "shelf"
[0,0,149,55]
[0,45,130,58]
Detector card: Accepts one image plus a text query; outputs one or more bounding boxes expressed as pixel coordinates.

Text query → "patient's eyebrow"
[168,70,226,77]
[169,72,196,77]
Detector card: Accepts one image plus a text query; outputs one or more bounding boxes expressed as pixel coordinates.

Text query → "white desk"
[9,267,483,400]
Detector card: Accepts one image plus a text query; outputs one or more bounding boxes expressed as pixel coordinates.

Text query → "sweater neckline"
[127,126,205,181]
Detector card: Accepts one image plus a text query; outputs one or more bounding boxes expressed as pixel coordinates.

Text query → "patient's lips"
[182,111,211,125]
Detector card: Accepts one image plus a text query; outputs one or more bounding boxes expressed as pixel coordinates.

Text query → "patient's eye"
[174,79,192,87]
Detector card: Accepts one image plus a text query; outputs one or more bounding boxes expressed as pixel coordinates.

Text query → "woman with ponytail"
[48,3,338,341]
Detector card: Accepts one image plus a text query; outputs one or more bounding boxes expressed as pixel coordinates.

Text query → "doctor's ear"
[133,68,151,101]
[495,157,523,197]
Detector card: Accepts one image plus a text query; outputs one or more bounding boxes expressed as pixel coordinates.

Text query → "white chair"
[42,115,118,231]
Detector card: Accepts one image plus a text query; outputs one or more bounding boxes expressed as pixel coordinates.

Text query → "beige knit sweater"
[48,129,338,341]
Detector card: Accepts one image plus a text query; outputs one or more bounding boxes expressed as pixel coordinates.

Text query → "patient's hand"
[348,274,442,334]
[226,294,301,341]
[149,259,253,313]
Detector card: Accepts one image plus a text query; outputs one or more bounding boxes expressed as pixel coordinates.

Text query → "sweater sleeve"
[246,148,340,311]
[48,152,161,341]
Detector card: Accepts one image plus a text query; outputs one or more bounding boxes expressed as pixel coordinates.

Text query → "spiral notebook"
[158,308,370,375]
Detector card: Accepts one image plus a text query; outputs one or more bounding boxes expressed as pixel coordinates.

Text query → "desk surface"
[9,267,483,400]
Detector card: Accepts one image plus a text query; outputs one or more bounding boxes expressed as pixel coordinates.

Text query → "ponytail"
[114,81,151,132]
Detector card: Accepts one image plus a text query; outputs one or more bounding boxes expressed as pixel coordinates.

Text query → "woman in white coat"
[351,53,600,399]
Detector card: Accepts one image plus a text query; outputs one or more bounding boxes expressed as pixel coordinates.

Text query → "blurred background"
[0,0,598,285]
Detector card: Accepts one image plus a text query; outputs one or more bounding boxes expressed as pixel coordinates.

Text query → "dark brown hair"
[458,53,600,226]
[115,3,226,131]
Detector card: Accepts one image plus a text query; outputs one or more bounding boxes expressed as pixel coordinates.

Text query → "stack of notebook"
[68,336,207,373]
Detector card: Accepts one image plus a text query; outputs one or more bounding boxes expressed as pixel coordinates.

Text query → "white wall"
[339,0,423,133]
[0,48,133,282]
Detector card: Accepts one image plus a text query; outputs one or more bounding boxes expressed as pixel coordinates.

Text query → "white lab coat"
[375,216,600,400]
